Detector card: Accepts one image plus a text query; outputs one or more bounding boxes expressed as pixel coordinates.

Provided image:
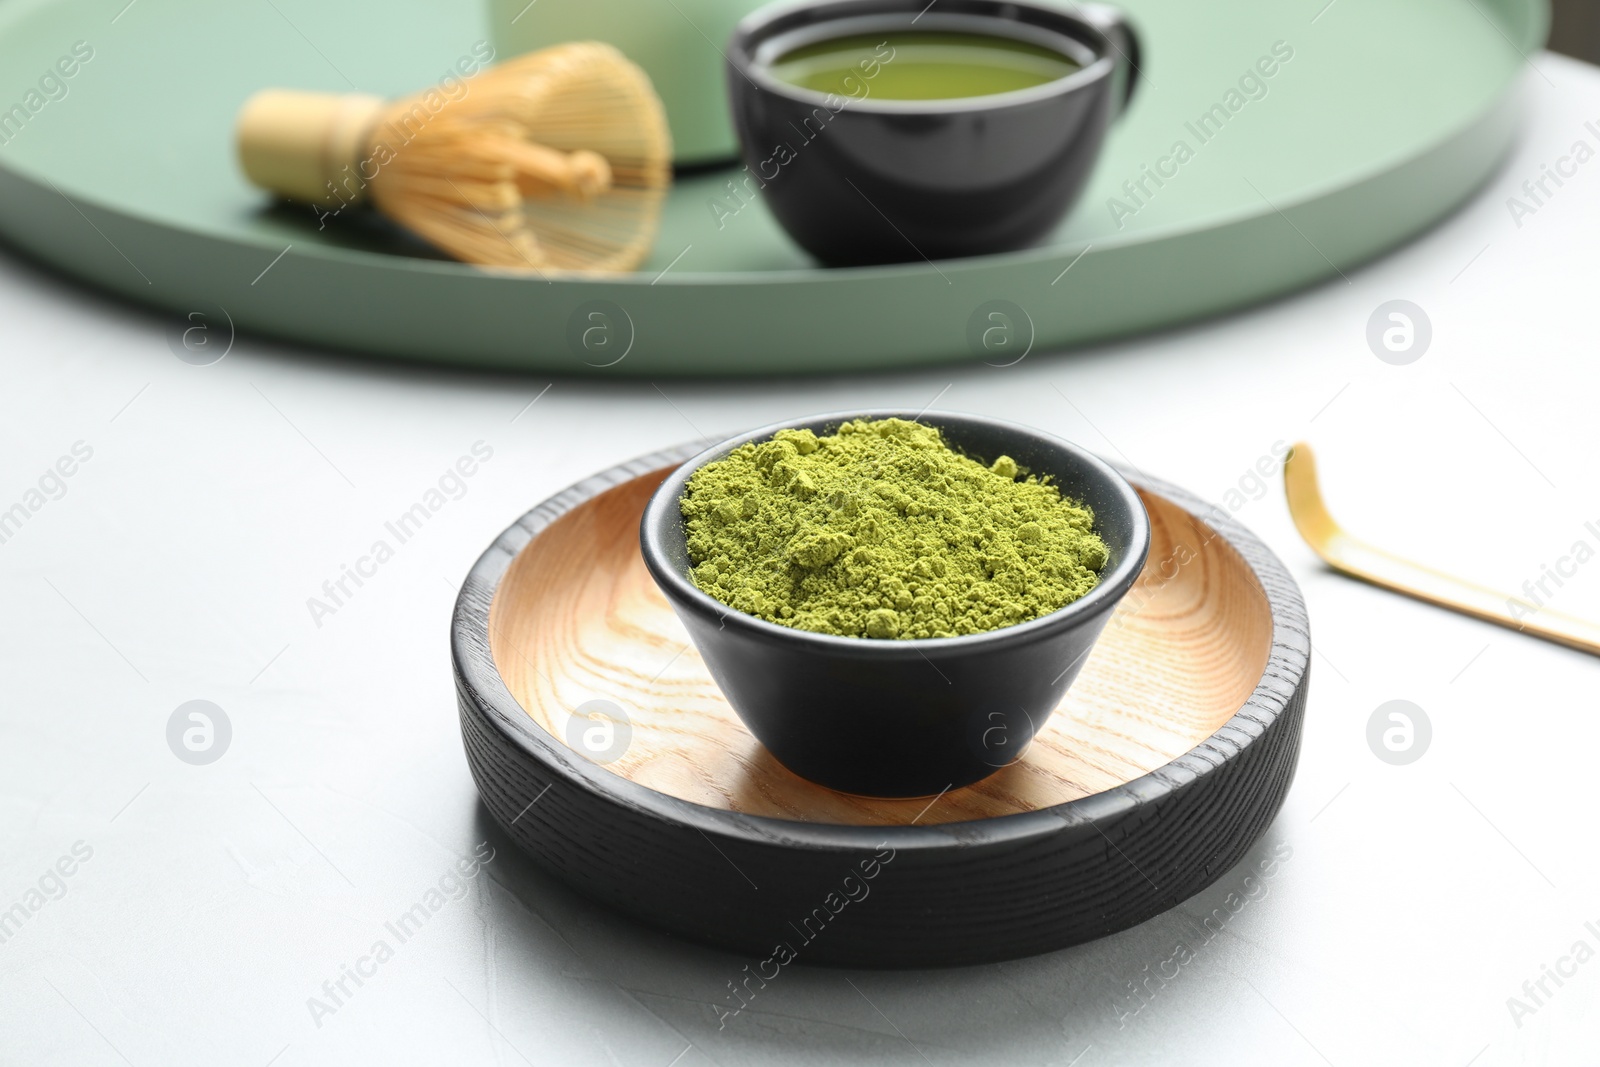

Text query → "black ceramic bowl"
[639,411,1151,797]
[726,0,1140,266]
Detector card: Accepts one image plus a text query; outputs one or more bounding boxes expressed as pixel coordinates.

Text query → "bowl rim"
[638,408,1152,654]
[728,0,1121,117]
[451,441,1310,847]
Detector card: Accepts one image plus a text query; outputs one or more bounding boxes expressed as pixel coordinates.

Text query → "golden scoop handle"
[1283,442,1600,657]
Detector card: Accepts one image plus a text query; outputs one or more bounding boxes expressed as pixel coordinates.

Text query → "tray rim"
[451,437,1311,848]
[0,0,1546,373]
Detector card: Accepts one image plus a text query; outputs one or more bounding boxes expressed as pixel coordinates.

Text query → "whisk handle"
[237,90,385,206]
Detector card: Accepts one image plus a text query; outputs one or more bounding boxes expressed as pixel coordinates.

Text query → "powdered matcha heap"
[681,418,1109,639]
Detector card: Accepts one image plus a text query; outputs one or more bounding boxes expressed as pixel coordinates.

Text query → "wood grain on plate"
[488,469,1272,826]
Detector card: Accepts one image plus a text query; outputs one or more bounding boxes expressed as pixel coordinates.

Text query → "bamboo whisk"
[236,42,671,273]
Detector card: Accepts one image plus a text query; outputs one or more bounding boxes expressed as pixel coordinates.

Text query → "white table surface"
[4,49,1599,1067]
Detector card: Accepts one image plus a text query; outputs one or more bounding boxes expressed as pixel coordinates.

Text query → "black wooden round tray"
[451,444,1309,967]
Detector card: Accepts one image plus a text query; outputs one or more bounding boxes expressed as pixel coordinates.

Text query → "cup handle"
[1074,4,1141,118]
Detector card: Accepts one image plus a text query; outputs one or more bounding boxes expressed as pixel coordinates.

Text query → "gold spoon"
[1283,442,1600,657]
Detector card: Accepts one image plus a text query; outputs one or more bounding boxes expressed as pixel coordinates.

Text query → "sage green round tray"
[0,0,1544,376]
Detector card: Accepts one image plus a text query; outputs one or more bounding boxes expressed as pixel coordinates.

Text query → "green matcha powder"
[681,418,1109,639]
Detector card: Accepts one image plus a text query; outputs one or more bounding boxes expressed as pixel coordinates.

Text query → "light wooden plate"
[454,444,1309,965]
[489,467,1270,826]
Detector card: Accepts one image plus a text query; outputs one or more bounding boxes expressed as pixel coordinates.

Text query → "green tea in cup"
[729,1,1139,264]
[767,30,1082,101]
